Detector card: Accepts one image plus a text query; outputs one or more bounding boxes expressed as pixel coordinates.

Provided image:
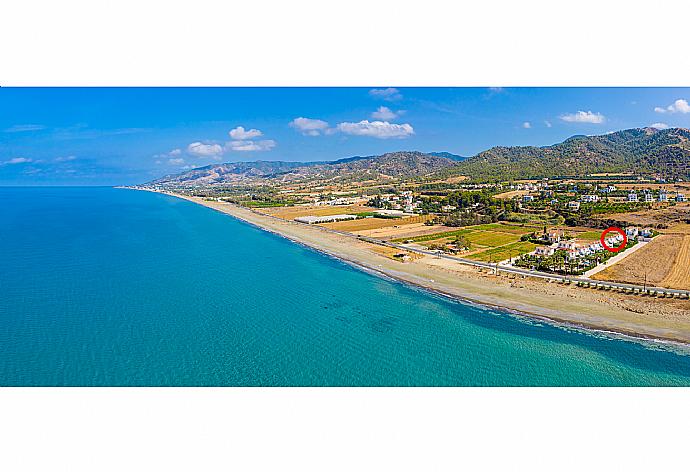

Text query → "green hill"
[442,127,690,181]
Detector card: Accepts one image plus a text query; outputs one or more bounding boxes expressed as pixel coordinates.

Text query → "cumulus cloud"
[169,148,182,156]
[54,155,77,162]
[2,157,33,165]
[649,122,670,129]
[522,121,532,129]
[654,99,690,114]
[371,106,398,121]
[187,142,224,157]
[168,158,185,165]
[336,120,414,139]
[229,126,263,140]
[559,110,606,124]
[369,88,402,101]
[226,140,276,152]
[289,117,330,136]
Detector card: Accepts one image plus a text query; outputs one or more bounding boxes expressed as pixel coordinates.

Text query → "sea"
[2,186,690,386]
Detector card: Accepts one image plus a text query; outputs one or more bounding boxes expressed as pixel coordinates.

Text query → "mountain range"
[149,127,690,186]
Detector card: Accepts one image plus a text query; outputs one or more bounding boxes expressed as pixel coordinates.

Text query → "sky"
[1,87,690,186]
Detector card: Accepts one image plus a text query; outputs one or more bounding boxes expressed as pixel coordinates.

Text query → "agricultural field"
[591,234,688,289]
[466,241,539,262]
[355,223,448,240]
[259,204,376,219]
[392,228,474,243]
[389,222,541,262]
[321,214,433,232]
[464,230,518,247]
[595,202,690,227]
[574,230,602,241]
[660,235,690,290]
[470,223,542,234]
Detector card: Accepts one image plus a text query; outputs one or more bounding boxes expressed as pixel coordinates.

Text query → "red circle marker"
[600,227,627,252]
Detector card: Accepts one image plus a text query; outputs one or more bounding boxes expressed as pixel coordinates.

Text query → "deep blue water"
[2,187,690,386]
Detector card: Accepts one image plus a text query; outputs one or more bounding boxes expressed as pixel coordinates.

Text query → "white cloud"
[522,121,531,129]
[187,142,224,157]
[369,88,402,101]
[169,148,182,156]
[289,117,330,136]
[54,155,77,162]
[654,99,690,114]
[336,120,414,139]
[226,140,276,152]
[544,120,552,128]
[371,106,398,121]
[229,126,263,140]
[168,158,185,165]
[559,111,606,124]
[3,124,46,133]
[2,157,33,165]
[649,122,670,129]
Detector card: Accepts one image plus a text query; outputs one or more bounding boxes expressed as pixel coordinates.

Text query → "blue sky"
[1,87,689,186]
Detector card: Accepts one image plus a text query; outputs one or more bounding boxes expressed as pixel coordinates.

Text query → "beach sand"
[152,191,690,344]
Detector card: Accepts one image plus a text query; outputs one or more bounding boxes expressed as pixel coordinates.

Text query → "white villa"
[581,194,599,203]
[628,192,638,202]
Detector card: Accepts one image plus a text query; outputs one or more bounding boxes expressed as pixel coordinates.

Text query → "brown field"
[321,214,433,232]
[662,235,690,290]
[592,234,685,288]
[493,190,530,200]
[258,204,376,219]
[596,202,690,227]
[351,223,448,239]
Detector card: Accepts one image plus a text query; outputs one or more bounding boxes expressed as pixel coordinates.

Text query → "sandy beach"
[149,190,690,345]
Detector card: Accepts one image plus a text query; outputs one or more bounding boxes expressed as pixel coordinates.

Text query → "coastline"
[133,188,690,346]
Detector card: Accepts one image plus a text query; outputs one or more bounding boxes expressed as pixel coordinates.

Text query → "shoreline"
[130,188,690,347]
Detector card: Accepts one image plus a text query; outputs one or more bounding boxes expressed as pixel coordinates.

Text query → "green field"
[464,231,519,247]
[392,229,473,243]
[467,241,538,262]
[470,223,541,234]
[576,230,603,241]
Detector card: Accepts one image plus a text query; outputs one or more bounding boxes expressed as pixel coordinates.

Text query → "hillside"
[150,151,456,186]
[149,128,690,187]
[443,127,690,181]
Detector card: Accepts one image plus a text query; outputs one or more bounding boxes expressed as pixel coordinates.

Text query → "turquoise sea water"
[2,187,690,386]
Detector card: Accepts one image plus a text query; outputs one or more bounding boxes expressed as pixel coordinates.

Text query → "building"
[546,229,565,243]
[677,193,686,202]
[567,201,581,211]
[522,195,534,203]
[659,192,668,202]
[534,246,556,257]
[628,192,638,202]
[625,227,639,239]
[581,194,599,203]
[644,192,654,202]
[294,214,357,224]
[441,205,457,212]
